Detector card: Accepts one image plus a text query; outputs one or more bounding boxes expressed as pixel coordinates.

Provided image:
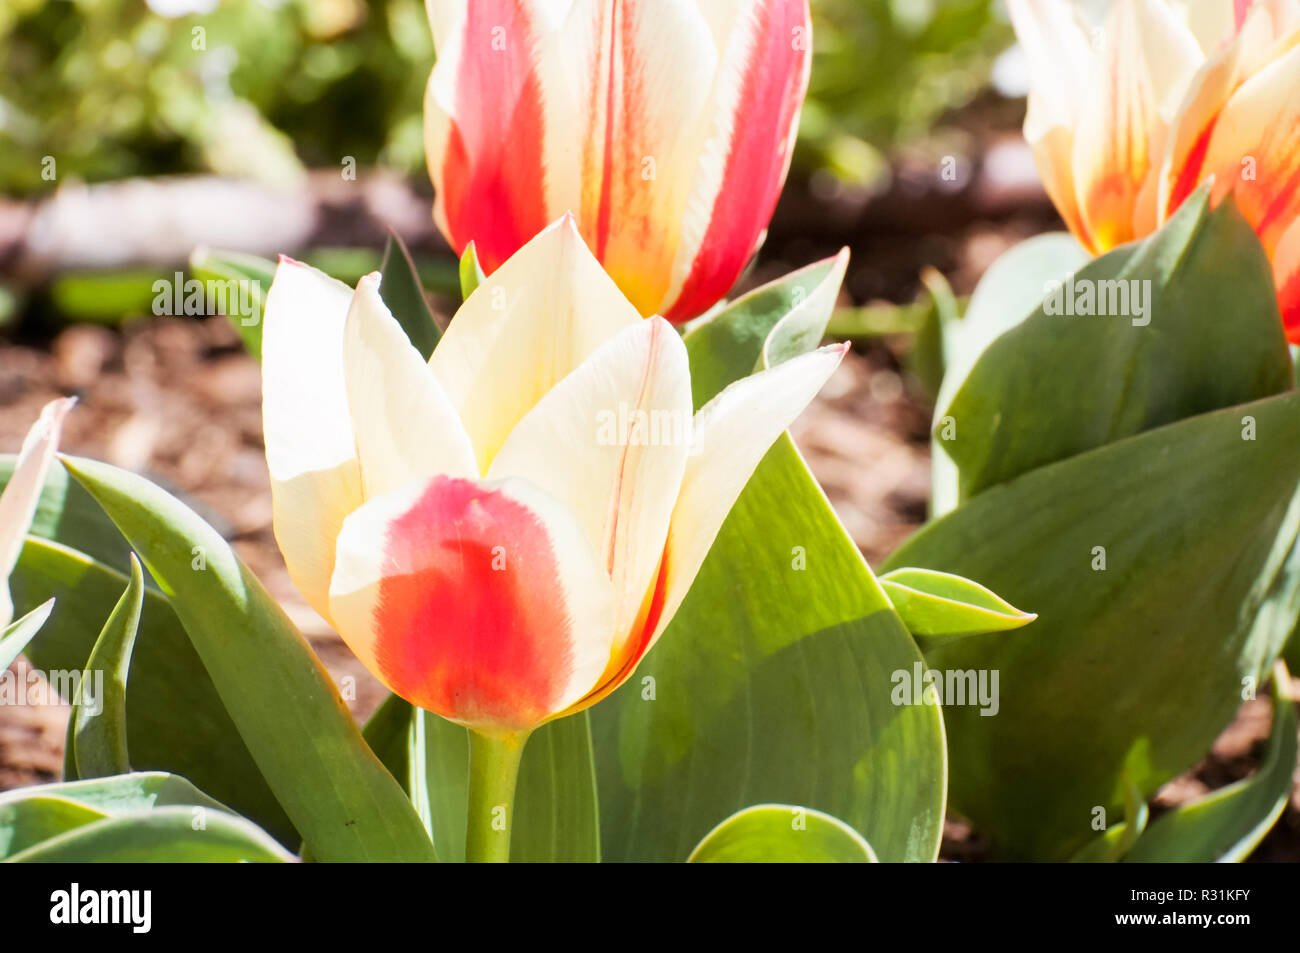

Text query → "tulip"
[423,0,812,323]
[1008,0,1300,338]
[1,398,74,628]
[262,216,844,857]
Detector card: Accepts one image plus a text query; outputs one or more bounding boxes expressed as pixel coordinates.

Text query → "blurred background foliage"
[0,0,1012,197]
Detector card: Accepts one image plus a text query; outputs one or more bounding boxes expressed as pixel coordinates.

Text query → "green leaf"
[60,456,435,862]
[379,231,441,360]
[1,454,132,572]
[1123,663,1298,863]
[0,598,53,670]
[592,438,947,863]
[70,554,144,780]
[7,806,294,862]
[362,696,599,862]
[459,241,486,302]
[884,389,1300,859]
[880,567,1036,642]
[0,797,107,859]
[685,251,848,407]
[687,804,878,863]
[939,188,1290,504]
[930,232,1091,516]
[0,771,247,861]
[1068,766,1148,863]
[188,247,274,361]
[13,536,295,845]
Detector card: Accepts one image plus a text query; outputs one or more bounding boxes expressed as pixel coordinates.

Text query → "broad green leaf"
[8,806,294,862]
[939,189,1290,503]
[0,797,106,859]
[188,247,274,361]
[687,804,878,863]
[880,567,1036,642]
[885,389,1300,859]
[0,771,244,860]
[459,241,486,301]
[931,231,1091,515]
[1123,663,1298,863]
[362,696,599,862]
[70,554,144,780]
[379,231,441,360]
[512,713,600,862]
[60,457,435,862]
[1,455,131,572]
[592,438,947,863]
[685,251,848,406]
[0,598,53,670]
[13,537,295,845]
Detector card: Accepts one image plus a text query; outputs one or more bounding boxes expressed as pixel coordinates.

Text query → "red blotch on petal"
[372,477,576,732]
[438,0,550,273]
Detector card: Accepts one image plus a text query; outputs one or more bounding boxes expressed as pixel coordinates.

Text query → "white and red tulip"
[1,398,74,628]
[423,0,812,323]
[1008,0,1300,338]
[261,216,843,736]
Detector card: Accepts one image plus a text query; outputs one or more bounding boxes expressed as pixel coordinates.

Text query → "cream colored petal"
[262,257,363,619]
[343,272,479,497]
[428,215,642,472]
[488,316,692,647]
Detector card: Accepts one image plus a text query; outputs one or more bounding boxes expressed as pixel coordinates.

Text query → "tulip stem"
[465,729,530,863]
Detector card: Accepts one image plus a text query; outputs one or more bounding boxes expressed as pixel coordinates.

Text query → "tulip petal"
[544,0,719,317]
[1273,217,1300,340]
[653,343,848,647]
[1071,0,1202,250]
[262,257,363,619]
[424,0,553,270]
[0,397,74,627]
[663,0,812,321]
[488,316,692,647]
[329,474,616,733]
[429,216,642,472]
[1006,0,1096,244]
[343,272,479,498]
[1199,40,1300,257]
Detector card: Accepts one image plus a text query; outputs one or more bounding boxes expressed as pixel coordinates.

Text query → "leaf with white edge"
[685,251,848,406]
[880,567,1036,642]
[0,771,247,861]
[939,189,1289,506]
[71,554,144,780]
[379,231,441,360]
[14,536,294,842]
[0,598,53,670]
[60,456,435,862]
[885,389,1300,859]
[687,804,878,863]
[7,806,295,863]
[1123,663,1298,863]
